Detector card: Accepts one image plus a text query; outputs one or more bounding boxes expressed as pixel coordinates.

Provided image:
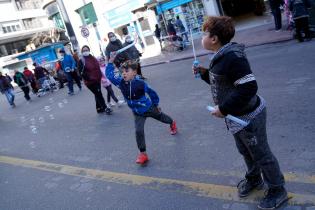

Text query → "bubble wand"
[190,29,200,78]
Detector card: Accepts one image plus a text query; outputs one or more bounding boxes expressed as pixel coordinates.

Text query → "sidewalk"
[141,23,293,67]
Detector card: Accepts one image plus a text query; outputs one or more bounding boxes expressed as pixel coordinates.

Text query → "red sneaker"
[170,120,177,135]
[136,152,149,165]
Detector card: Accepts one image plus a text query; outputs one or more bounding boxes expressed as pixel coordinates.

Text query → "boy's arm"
[105,63,122,86]
[144,83,159,106]
[219,56,258,116]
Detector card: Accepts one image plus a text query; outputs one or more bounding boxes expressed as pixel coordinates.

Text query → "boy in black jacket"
[193,16,288,209]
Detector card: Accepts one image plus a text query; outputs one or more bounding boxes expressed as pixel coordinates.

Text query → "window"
[2,27,7,33]
[6,26,12,33]
[16,25,21,31]
[23,18,42,29]
[12,25,16,32]
[15,0,44,10]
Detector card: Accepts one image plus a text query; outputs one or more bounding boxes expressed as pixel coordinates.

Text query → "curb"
[142,37,293,68]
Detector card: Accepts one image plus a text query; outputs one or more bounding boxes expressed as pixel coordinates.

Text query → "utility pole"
[56,0,79,51]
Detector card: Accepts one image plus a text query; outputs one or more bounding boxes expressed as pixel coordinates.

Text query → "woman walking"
[78,45,112,114]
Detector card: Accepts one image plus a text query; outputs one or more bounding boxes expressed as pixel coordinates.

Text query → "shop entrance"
[158,0,206,35]
[219,0,266,17]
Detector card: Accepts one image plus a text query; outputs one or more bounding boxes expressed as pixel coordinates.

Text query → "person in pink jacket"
[98,56,124,107]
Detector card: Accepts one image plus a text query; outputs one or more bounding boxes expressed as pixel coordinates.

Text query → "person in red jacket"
[23,67,38,93]
[78,45,112,114]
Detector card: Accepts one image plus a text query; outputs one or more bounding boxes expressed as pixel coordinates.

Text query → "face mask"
[126,38,132,43]
[82,51,90,57]
[110,37,117,42]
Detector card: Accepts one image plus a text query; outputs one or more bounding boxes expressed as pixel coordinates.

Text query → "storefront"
[156,0,206,35]
[103,0,157,49]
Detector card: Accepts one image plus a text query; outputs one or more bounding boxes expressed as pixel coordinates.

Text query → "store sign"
[75,3,98,25]
[156,0,193,14]
[104,0,142,28]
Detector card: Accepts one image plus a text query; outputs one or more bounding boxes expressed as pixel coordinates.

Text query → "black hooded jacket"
[201,43,260,116]
[105,40,130,68]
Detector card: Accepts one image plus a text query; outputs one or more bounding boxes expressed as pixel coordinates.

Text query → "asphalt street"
[0,40,315,210]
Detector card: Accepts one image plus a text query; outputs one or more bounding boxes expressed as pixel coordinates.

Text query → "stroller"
[37,75,58,97]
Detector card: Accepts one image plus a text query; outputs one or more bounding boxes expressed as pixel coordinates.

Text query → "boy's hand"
[211,105,225,118]
[109,51,117,63]
[192,65,207,76]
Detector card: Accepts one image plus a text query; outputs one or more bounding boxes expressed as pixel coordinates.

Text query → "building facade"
[0,0,57,74]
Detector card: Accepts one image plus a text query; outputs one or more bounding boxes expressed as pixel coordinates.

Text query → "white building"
[0,0,53,74]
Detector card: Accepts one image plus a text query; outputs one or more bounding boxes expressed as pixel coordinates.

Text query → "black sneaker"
[237,178,264,197]
[258,187,288,210]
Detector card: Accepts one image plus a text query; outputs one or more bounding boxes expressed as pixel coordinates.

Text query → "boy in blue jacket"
[106,55,177,165]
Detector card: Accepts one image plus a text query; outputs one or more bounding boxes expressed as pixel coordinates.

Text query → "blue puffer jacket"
[60,54,76,72]
[106,63,159,114]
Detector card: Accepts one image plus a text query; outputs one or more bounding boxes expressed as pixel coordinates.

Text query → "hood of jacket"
[210,42,246,68]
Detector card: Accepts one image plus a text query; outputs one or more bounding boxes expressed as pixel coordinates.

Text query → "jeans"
[86,83,107,112]
[65,71,81,93]
[134,106,173,152]
[3,88,15,105]
[233,108,285,188]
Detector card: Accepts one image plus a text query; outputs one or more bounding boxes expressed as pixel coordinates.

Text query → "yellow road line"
[187,169,315,185]
[0,155,314,206]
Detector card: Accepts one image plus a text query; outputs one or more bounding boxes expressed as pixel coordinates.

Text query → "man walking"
[14,70,31,101]
[269,0,283,31]
[0,71,15,107]
[59,49,82,95]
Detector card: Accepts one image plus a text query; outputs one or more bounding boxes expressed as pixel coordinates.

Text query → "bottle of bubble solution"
[193,60,200,78]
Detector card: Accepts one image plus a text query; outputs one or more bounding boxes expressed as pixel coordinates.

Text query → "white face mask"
[82,51,90,57]
[126,38,132,43]
[110,37,117,42]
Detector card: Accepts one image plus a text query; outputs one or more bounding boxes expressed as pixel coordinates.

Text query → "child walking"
[193,16,288,209]
[106,57,177,165]
[98,56,124,107]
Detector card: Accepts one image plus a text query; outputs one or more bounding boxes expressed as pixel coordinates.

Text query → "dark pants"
[57,71,65,88]
[21,86,30,101]
[105,85,118,103]
[134,106,173,152]
[30,81,38,93]
[181,31,189,41]
[233,108,285,188]
[295,17,311,41]
[86,83,107,112]
[65,71,81,93]
[271,6,282,30]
